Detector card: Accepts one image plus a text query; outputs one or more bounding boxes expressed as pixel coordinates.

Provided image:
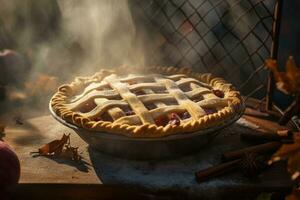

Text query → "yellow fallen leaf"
[266,56,300,95]
[269,133,300,180]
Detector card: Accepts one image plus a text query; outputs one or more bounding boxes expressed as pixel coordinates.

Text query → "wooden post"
[266,0,283,111]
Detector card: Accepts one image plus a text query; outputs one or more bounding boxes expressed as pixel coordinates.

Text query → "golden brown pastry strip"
[105,74,154,124]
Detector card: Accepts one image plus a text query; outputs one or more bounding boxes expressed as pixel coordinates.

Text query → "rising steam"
[0,0,152,114]
[0,0,148,82]
[58,0,146,75]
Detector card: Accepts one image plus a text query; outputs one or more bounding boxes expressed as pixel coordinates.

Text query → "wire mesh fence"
[130,0,278,99]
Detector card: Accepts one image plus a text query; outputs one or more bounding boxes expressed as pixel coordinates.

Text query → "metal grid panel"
[130,0,277,99]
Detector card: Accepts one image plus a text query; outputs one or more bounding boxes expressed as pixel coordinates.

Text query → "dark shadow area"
[87,124,246,186]
[87,123,290,197]
[87,125,292,199]
[31,154,91,173]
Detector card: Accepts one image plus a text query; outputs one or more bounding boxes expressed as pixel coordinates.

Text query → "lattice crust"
[51,66,243,137]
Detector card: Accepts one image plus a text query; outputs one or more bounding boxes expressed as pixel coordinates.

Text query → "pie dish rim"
[50,66,244,138]
[49,100,245,141]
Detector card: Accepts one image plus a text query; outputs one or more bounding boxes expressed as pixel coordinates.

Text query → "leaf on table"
[269,133,300,180]
[38,133,70,156]
[32,133,82,161]
[61,146,82,161]
[266,56,300,95]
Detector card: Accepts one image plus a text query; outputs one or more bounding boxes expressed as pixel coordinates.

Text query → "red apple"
[0,141,20,189]
[0,49,31,87]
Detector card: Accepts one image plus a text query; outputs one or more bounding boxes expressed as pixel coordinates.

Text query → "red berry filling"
[145,103,157,110]
[94,116,102,121]
[169,118,180,126]
[168,113,178,119]
[155,113,182,127]
[155,90,168,94]
[125,110,135,116]
[155,116,169,127]
[168,113,181,126]
[78,100,97,113]
[127,80,137,85]
[213,89,224,98]
[178,111,191,120]
[135,90,145,95]
[204,108,217,115]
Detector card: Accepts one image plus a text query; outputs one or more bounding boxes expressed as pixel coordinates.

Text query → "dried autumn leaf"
[270,134,300,160]
[61,146,82,161]
[38,134,70,156]
[288,151,300,180]
[266,56,300,95]
[269,133,300,180]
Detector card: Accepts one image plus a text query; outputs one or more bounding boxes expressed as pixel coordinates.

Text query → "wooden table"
[0,105,295,200]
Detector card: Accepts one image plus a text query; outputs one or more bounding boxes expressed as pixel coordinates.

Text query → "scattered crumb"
[14,117,24,125]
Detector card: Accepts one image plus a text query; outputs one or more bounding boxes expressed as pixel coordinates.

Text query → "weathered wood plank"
[3,115,100,184]
[0,110,294,199]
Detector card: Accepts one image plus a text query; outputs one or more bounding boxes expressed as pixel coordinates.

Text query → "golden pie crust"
[50,66,243,137]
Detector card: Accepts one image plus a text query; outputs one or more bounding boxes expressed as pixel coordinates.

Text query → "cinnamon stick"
[244,108,270,118]
[222,141,281,161]
[195,159,241,183]
[240,130,293,143]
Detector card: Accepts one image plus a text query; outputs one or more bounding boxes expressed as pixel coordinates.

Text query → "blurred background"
[0,0,298,113]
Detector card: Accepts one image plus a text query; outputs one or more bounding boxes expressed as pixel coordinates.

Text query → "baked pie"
[50,66,243,137]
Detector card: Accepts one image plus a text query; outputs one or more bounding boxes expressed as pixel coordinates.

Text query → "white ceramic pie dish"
[49,102,245,160]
